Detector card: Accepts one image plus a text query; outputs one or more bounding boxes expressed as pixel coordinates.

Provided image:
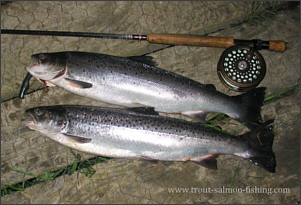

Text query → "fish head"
[22,106,67,135]
[26,53,67,81]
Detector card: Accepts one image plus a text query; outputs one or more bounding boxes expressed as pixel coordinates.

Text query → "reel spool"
[217,46,266,92]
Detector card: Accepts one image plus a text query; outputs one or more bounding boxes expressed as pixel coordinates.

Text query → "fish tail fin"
[232,87,266,129]
[241,119,276,173]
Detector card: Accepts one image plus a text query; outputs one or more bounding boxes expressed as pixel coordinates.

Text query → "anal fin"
[191,154,218,170]
[138,155,158,164]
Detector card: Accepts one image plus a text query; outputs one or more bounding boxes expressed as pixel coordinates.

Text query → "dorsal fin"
[127,107,159,115]
[205,84,216,91]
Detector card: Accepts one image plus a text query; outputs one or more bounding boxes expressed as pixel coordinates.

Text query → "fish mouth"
[25,56,41,72]
[22,111,38,126]
[26,56,53,81]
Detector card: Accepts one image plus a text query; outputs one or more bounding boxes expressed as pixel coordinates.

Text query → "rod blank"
[1,29,286,52]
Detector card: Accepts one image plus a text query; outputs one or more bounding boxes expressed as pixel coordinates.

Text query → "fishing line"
[34,85,49,107]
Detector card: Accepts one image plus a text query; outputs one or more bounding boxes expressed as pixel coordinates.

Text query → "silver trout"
[22,105,276,172]
[25,51,266,129]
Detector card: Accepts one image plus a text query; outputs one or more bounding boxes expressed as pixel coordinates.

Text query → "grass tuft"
[1,149,109,197]
[231,2,282,26]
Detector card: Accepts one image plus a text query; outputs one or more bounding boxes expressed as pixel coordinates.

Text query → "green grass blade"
[8,167,38,178]
[70,159,78,175]
[225,167,239,203]
[264,83,299,104]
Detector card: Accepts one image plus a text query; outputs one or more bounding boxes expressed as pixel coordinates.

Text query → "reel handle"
[147,33,286,52]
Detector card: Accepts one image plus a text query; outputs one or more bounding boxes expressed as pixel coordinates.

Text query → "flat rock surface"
[1,1,299,204]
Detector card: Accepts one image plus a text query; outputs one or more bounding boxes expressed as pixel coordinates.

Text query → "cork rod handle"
[147,33,286,52]
[147,33,234,48]
[268,41,286,52]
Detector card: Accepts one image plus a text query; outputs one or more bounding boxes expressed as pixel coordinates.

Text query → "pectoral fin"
[63,133,92,144]
[64,78,93,89]
[44,81,56,87]
[39,79,56,87]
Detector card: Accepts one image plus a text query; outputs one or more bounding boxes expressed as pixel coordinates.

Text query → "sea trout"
[25,51,266,129]
[22,105,276,172]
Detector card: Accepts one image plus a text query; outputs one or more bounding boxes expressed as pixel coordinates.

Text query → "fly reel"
[217,46,266,92]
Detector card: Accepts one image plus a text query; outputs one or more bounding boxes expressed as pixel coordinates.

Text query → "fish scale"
[23,105,276,172]
[66,107,192,136]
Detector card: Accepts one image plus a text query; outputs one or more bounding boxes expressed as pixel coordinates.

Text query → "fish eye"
[34,108,44,116]
[38,54,47,59]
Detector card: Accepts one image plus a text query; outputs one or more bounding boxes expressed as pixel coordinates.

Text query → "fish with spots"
[22,105,276,172]
[26,51,266,129]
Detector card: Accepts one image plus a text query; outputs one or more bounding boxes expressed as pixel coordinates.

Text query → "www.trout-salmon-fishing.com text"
[167,186,290,195]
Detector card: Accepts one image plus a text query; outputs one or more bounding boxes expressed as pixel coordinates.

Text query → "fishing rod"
[2,29,286,94]
[1,29,286,52]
